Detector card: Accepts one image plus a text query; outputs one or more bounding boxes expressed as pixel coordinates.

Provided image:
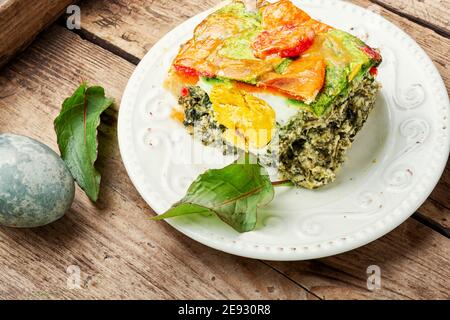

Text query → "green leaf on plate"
[54,82,113,202]
[152,154,275,233]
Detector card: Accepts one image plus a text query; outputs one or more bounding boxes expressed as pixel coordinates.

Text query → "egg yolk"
[210,84,275,150]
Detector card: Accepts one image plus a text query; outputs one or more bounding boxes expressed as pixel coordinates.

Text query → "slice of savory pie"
[165,0,382,189]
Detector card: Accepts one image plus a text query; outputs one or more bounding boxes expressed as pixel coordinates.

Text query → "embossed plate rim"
[118,0,450,260]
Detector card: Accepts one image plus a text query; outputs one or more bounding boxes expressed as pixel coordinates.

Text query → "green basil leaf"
[153,155,274,233]
[54,83,113,202]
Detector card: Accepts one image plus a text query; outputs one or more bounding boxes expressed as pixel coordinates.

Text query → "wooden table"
[0,0,449,299]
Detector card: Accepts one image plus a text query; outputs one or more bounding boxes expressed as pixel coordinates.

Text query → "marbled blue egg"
[0,134,75,228]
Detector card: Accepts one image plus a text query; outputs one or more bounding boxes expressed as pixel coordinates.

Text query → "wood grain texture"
[0,26,311,300]
[0,25,449,300]
[0,0,75,68]
[76,0,450,233]
[269,218,450,299]
[78,0,223,64]
[371,0,450,37]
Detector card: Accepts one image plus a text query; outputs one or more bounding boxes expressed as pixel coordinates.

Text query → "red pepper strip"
[252,24,315,59]
[361,46,382,62]
[173,65,199,77]
[279,36,314,58]
[181,87,190,97]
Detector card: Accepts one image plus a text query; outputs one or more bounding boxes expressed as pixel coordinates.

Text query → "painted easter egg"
[0,133,75,227]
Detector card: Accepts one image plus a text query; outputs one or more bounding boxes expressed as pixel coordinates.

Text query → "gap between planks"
[259,260,324,300]
[413,212,450,239]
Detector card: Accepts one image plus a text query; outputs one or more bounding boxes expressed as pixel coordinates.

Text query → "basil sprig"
[54,83,113,202]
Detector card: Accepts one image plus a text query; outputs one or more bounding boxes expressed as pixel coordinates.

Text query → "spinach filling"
[278,74,379,188]
[179,86,228,148]
[178,74,380,189]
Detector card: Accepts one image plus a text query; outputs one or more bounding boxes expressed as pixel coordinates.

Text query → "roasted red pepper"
[180,87,190,97]
[173,65,200,77]
[252,24,315,59]
[361,46,382,62]
[278,36,315,58]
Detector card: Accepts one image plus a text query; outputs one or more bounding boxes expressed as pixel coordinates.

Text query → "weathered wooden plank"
[416,159,450,234]
[1,25,449,300]
[372,0,450,37]
[268,218,450,299]
[428,160,450,209]
[76,0,450,233]
[78,0,222,64]
[0,0,75,68]
[0,26,312,299]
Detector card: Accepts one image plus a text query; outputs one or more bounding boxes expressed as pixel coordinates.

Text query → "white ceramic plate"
[118,0,450,260]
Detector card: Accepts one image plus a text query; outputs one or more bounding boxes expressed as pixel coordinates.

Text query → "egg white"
[197,78,301,154]
[198,77,298,122]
